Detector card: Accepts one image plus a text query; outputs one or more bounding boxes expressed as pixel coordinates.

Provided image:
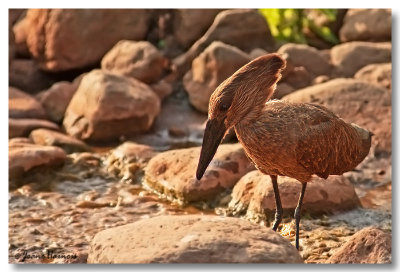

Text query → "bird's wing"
[295,104,358,178]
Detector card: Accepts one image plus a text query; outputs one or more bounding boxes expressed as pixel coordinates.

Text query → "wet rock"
[278,43,332,76]
[9,142,66,179]
[9,87,46,119]
[183,41,250,113]
[88,215,303,263]
[354,63,391,90]
[144,143,255,202]
[25,9,150,72]
[327,227,391,264]
[9,118,59,138]
[29,128,90,154]
[106,142,157,183]
[283,78,391,155]
[9,59,55,94]
[63,70,160,142]
[110,142,157,164]
[173,9,222,50]
[331,42,391,77]
[101,40,169,84]
[36,80,80,123]
[228,171,360,221]
[174,9,273,76]
[340,9,391,42]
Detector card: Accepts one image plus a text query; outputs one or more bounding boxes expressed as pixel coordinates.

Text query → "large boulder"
[101,40,169,84]
[88,215,303,263]
[228,170,360,221]
[327,227,391,264]
[183,41,250,113]
[331,41,391,77]
[25,9,150,71]
[9,118,59,138]
[173,9,273,76]
[144,143,255,202]
[354,63,392,90]
[9,59,55,93]
[172,9,222,50]
[283,78,391,155]
[9,142,66,179]
[63,70,161,142]
[9,87,46,119]
[339,9,391,42]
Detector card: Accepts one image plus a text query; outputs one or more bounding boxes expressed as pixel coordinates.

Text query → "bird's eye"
[219,104,229,111]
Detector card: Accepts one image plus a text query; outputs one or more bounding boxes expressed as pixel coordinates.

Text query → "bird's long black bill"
[196,118,227,180]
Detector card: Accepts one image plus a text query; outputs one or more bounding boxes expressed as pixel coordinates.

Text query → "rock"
[273,83,295,99]
[36,81,80,123]
[101,40,169,84]
[144,143,255,202]
[281,66,313,89]
[311,75,330,85]
[9,137,32,145]
[9,142,66,179]
[284,78,391,155]
[278,43,332,76]
[331,42,391,77]
[249,48,269,59]
[106,142,157,182]
[9,118,59,138]
[9,59,55,93]
[173,9,273,76]
[110,142,157,164]
[12,15,30,58]
[340,9,391,42]
[183,41,250,113]
[88,215,303,263]
[327,227,391,264]
[63,70,161,142]
[355,63,391,90]
[29,128,90,154]
[9,87,46,119]
[228,171,360,221]
[9,9,26,26]
[150,79,174,101]
[25,9,150,72]
[173,9,222,50]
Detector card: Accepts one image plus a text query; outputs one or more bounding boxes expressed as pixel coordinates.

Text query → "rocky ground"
[9,8,391,264]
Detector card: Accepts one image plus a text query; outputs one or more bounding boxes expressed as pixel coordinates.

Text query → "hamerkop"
[196,54,372,250]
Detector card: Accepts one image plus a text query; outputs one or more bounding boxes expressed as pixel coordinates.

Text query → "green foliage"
[259,9,339,45]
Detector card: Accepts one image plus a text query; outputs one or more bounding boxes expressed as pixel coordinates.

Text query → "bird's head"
[196,53,286,180]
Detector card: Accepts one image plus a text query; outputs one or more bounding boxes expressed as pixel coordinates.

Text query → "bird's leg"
[270,175,282,231]
[294,182,307,250]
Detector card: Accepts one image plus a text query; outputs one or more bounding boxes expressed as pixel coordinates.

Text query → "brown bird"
[196,53,372,250]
